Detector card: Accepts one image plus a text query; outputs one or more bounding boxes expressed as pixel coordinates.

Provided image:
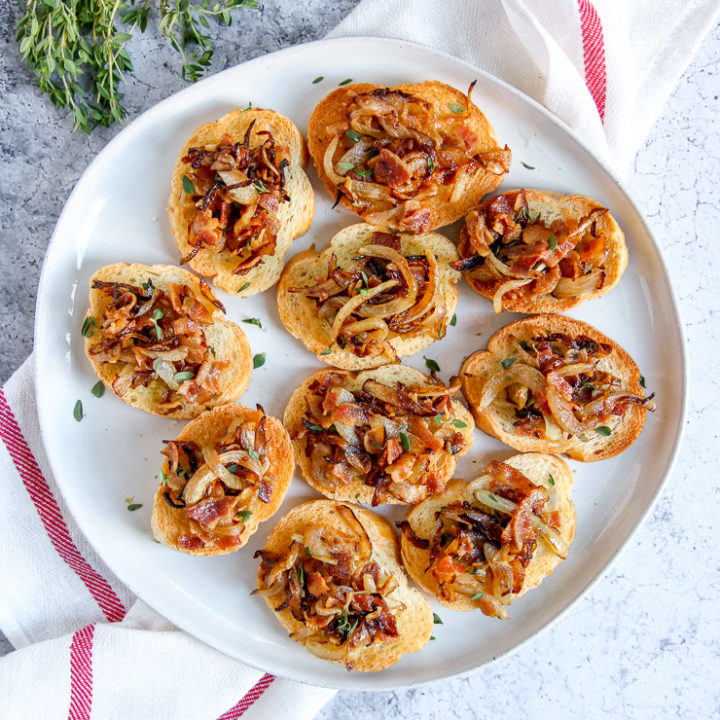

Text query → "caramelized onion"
[344,178,393,203]
[492,278,532,314]
[477,364,547,411]
[553,271,603,298]
[471,487,569,558]
[333,420,358,446]
[318,296,346,320]
[181,466,216,504]
[582,391,655,419]
[339,317,389,343]
[202,445,245,490]
[219,449,265,481]
[337,137,373,167]
[545,385,600,434]
[323,135,345,185]
[153,359,179,390]
[329,280,398,342]
[404,248,439,323]
[336,505,373,563]
[358,244,418,310]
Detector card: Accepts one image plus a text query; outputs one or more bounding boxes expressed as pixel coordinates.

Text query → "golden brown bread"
[460,315,654,461]
[83,263,252,419]
[276,223,460,370]
[307,80,511,232]
[168,108,314,296]
[399,453,575,617]
[255,499,433,671]
[283,364,474,505]
[151,403,293,556]
[454,189,628,313]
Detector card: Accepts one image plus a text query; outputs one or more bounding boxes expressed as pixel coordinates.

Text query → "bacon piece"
[373,149,411,186]
[398,208,434,233]
[457,124,478,149]
[258,193,280,213]
[258,480,272,504]
[191,210,222,246]
[178,535,205,550]
[306,571,330,598]
[408,415,443,451]
[501,494,538,561]
[370,232,401,250]
[186,496,236,530]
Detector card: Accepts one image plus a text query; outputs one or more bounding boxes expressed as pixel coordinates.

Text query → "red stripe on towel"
[577,0,607,121]
[216,674,276,719]
[0,389,126,623]
[68,625,95,720]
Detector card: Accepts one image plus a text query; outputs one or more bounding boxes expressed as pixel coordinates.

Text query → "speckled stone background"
[1,2,719,718]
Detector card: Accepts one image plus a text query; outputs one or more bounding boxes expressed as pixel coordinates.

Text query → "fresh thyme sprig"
[15,0,258,133]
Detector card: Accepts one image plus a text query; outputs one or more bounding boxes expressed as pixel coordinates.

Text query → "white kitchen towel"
[0,357,335,720]
[329,0,720,172]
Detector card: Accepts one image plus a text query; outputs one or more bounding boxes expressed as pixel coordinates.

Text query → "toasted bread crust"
[458,189,628,313]
[83,263,252,419]
[308,81,510,232]
[400,453,576,612]
[151,403,293,556]
[256,499,433,671]
[283,365,474,505]
[276,223,460,370]
[460,314,649,461]
[168,108,314,296]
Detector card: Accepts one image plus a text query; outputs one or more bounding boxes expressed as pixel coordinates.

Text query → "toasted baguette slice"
[460,315,654,461]
[283,365,474,505]
[152,403,293,556]
[84,263,251,419]
[255,499,433,671]
[454,189,628,313]
[308,81,511,233]
[276,224,460,370]
[168,108,314,296]
[399,453,575,616]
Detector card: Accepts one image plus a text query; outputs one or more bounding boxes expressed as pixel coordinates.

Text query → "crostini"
[452,189,628,313]
[152,403,293,556]
[460,315,655,461]
[83,263,252,419]
[398,453,575,618]
[283,365,474,505]
[308,80,511,233]
[276,224,460,370]
[254,499,433,671]
[168,108,314,296]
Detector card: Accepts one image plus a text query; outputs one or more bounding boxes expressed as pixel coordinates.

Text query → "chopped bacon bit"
[398,208,435,233]
[258,480,272,504]
[306,571,330,598]
[373,149,411,186]
[179,535,205,550]
[370,232,401,250]
[186,496,236,530]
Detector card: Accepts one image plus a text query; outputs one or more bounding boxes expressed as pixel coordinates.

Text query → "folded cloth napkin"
[329,0,720,172]
[1,1,718,718]
[0,358,335,719]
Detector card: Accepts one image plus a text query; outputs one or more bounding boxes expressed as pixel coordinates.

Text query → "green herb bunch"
[15,0,258,133]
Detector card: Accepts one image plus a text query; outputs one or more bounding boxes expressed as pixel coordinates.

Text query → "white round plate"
[35,37,686,690]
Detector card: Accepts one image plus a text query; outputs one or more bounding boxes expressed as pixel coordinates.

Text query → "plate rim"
[33,35,688,691]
